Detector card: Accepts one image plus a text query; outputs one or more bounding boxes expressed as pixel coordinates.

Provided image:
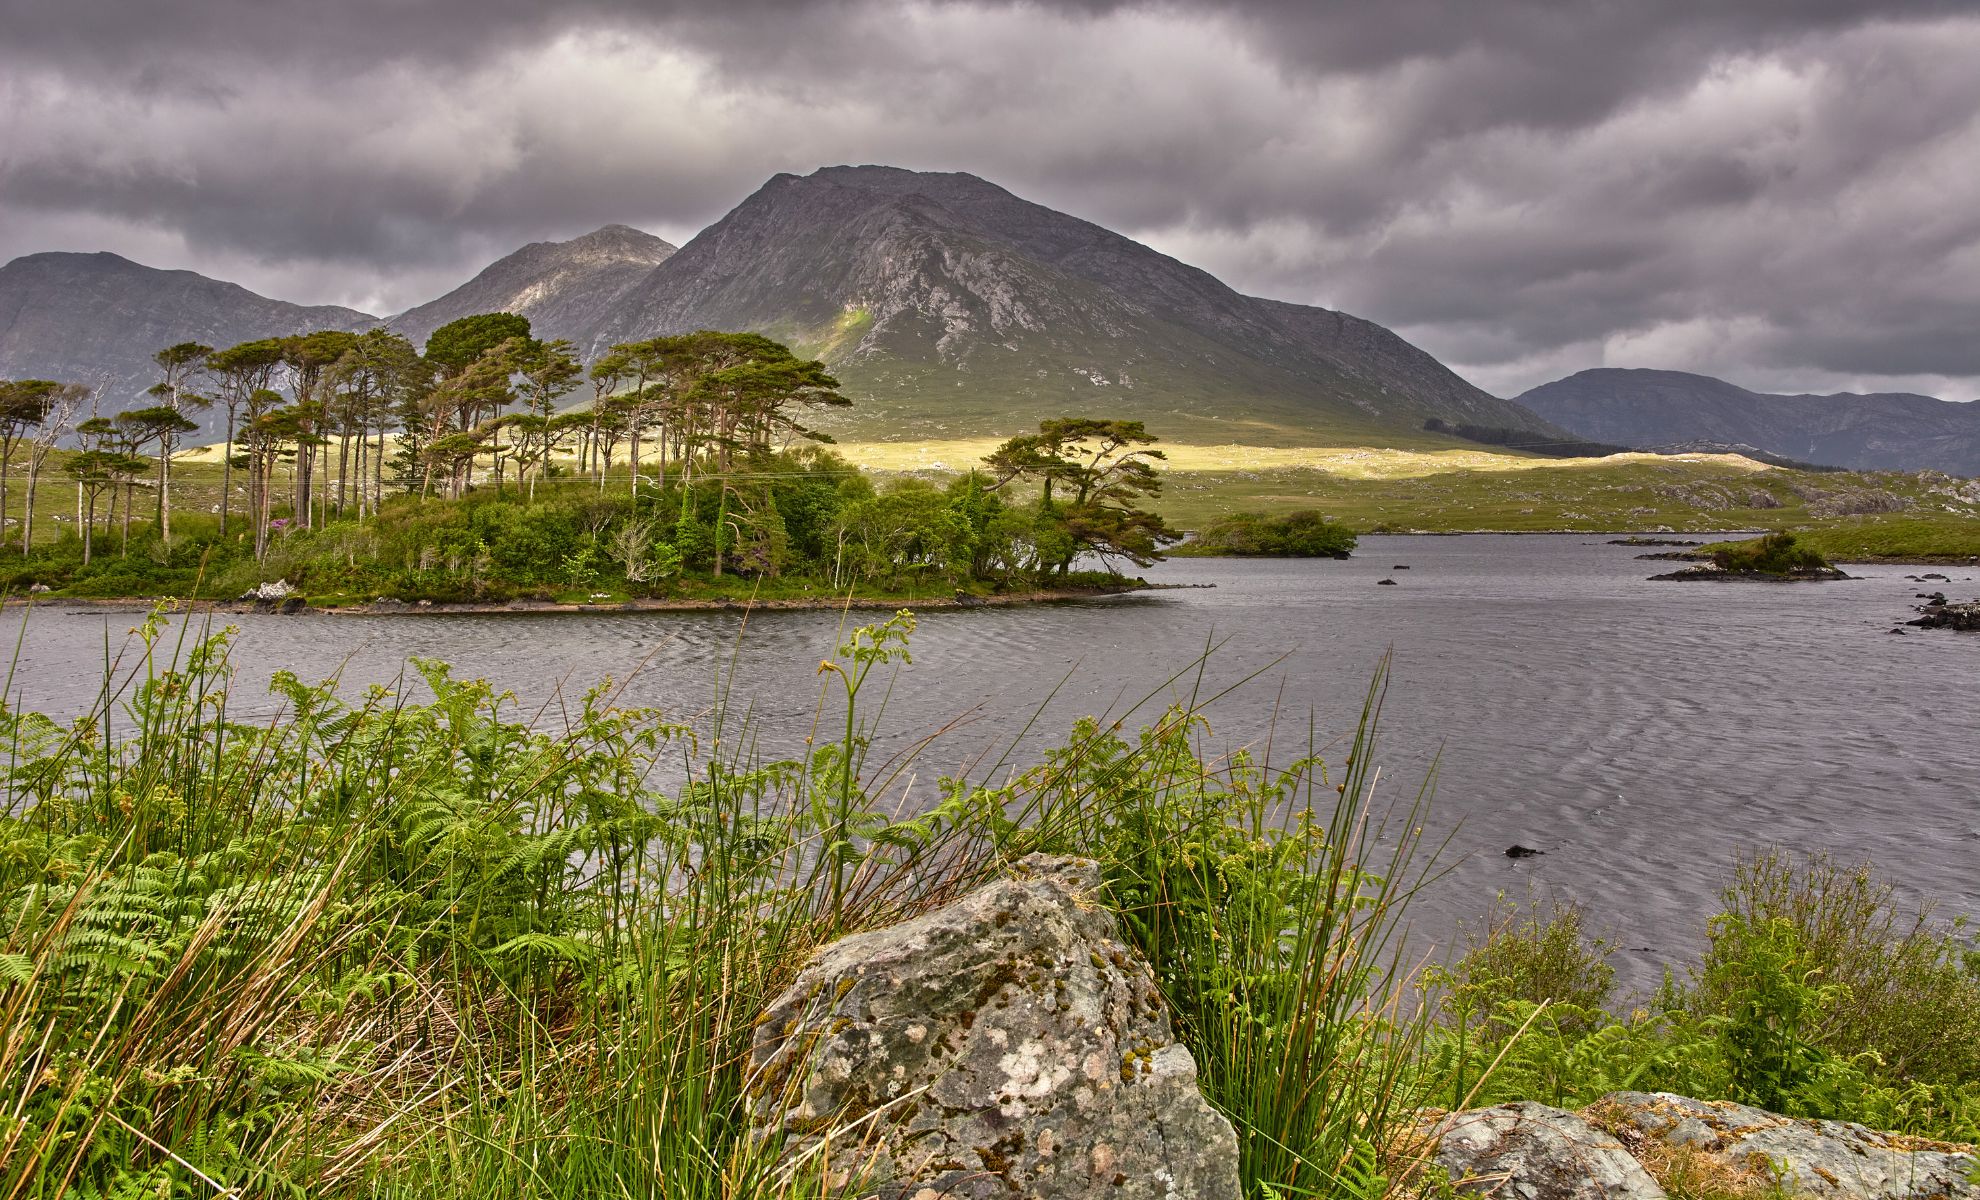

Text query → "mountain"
[389,224,676,349]
[582,165,1557,443]
[1517,368,1980,476]
[0,252,376,433]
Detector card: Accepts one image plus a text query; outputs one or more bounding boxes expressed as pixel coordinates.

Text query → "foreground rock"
[1594,1092,1978,1200]
[1429,1093,1977,1200]
[1430,1101,1667,1200]
[747,855,1240,1199]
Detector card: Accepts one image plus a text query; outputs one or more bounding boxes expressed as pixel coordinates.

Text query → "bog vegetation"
[2,614,1973,1199]
[1,321,1184,601]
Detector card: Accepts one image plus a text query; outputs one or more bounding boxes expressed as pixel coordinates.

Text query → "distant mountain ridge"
[0,252,374,436]
[583,165,1555,442]
[4,165,1570,445]
[388,224,676,347]
[1518,368,1980,476]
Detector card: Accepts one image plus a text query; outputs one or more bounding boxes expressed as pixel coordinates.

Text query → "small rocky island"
[1908,593,1980,630]
[1650,531,1851,582]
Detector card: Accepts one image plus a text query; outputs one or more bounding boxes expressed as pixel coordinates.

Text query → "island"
[1649,530,1852,581]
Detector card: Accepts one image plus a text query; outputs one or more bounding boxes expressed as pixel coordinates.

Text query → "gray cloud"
[1,0,1975,399]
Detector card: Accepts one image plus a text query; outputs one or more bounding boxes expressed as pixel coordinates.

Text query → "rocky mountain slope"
[583,165,1560,443]
[0,252,375,430]
[2,167,1566,447]
[1519,368,1980,475]
[389,224,675,348]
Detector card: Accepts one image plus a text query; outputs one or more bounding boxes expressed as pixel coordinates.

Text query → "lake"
[8,534,1977,992]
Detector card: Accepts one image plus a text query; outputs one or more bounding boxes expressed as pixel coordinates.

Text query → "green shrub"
[1696,850,1980,1086]
[1431,850,1980,1141]
[1441,896,1616,1038]
[1710,530,1832,574]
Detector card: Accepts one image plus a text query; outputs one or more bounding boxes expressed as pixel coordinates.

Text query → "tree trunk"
[221,408,237,537]
[158,437,172,546]
[21,468,37,554]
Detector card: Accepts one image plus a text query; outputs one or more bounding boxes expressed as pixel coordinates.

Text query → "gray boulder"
[1428,1101,1668,1200]
[746,854,1240,1199]
[1596,1092,1978,1200]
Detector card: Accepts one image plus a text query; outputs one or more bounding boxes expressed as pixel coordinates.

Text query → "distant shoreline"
[6,581,1163,617]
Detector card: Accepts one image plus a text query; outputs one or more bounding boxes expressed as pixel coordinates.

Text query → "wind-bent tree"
[985,418,1173,572]
[147,341,212,545]
[117,406,199,535]
[206,339,285,536]
[68,417,145,564]
[280,330,360,530]
[0,380,59,546]
[19,383,84,552]
[510,338,583,499]
[241,393,303,561]
[424,313,531,379]
[325,330,422,518]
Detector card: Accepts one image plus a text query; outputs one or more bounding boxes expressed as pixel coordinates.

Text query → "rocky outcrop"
[1593,1092,1979,1200]
[1907,597,1980,630]
[746,854,1240,1200]
[1428,1093,1978,1200]
[1430,1101,1667,1200]
[1648,564,1851,582]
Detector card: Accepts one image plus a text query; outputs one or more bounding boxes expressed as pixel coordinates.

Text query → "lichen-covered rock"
[746,854,1240,1199]
[1429,1101,1668,1200]
[1596,1092,1979,1200]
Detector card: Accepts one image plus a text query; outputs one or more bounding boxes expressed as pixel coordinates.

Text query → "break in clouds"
[3,0,1977,400]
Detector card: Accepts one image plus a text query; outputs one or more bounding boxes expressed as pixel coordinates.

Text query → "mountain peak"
[582,165,1553,442]
[388,224,677,346]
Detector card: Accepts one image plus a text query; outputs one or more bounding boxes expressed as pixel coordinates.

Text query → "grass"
[0,608,1441,1199]
[1706,516,1980,564]
[2,602,1975,1198]
[838,439,1980,544]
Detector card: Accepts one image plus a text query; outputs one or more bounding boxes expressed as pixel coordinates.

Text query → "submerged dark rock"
[1907,597,1980,631]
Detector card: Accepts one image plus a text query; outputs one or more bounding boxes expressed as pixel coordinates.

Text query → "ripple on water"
[7,535,1977,992]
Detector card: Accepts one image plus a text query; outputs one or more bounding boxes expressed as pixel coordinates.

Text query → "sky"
[3,0,1977,401]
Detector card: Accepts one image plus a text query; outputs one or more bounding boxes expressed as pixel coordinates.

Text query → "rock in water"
[747,854,1240,1199]
[1596,1092,1979,1200]
[1429,1102,1668,1200]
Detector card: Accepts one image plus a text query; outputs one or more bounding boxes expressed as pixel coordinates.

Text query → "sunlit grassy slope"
[834,439,1980,534]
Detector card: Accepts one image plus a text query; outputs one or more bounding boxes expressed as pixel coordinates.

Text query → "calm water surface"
[10,535,1978,990]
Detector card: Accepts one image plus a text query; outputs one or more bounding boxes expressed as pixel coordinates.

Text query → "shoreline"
[7,581,1166,617]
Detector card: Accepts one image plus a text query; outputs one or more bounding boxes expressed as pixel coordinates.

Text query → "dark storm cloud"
[1,0,1976,397]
